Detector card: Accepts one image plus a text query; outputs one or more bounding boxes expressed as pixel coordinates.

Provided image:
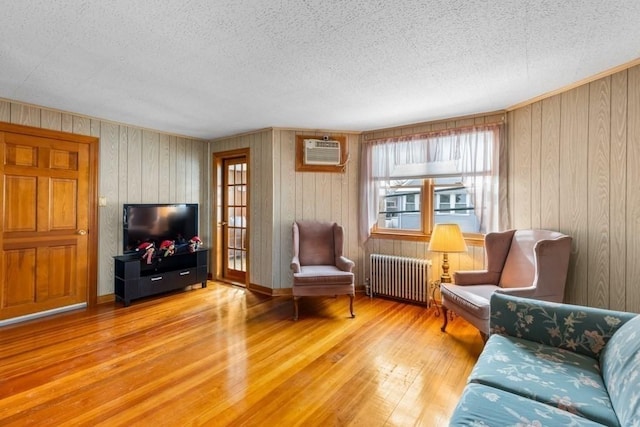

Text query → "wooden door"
[0,123,98,321]
[222,156,248,283]
[213,149,250,286]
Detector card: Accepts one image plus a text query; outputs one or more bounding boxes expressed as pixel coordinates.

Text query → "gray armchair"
[290,220,355,321]
[440,229,572,338]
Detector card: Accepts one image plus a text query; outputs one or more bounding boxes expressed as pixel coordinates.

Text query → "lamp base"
[440,252,452,283]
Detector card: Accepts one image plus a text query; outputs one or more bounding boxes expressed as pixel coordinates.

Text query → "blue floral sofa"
[449,293,640,426]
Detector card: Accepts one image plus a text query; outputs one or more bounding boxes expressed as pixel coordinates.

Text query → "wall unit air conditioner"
[303,139,341,165]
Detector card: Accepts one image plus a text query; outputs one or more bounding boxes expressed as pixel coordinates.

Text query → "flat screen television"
[123,203,198,253]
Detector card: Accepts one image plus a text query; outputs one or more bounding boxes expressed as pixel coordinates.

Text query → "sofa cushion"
[469,334,620,426]
[450,383,605,427]
[499,230,537,288]
[600,314,640,427]
[293,265,353,286]
[440,283,497,320]
[296,221,335,265]
[489,292,636,360]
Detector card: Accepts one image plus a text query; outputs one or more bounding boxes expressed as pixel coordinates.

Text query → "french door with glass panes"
[222,156,248,284]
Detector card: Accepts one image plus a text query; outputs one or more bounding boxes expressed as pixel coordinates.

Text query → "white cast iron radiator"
[369,254,431,304]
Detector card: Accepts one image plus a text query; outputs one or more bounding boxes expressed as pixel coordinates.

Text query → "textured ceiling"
[1,1,640,139]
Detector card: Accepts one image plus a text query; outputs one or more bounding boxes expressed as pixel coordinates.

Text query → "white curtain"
[358,124,502,244]
[358,141,378,245]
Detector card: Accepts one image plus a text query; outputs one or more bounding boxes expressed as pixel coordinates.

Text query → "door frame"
[0,121,99,307]
[212,148,250,287]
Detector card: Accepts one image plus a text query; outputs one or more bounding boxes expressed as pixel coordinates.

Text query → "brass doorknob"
[77,229,87,235]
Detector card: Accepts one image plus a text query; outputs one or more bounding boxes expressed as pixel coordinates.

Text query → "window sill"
[370,230,485,247]
[370,230,428,242]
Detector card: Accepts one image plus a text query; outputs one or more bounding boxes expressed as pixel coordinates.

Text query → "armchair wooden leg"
[441,306,449,332]
[293,296,300,321]
[349,294,355,318]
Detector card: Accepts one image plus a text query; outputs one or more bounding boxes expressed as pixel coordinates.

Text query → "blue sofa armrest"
[490,293,637,359]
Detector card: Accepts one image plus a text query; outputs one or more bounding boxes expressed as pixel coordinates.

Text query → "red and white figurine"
[137,242,155,264]
[189,236,202,253]
[159,240,175,257]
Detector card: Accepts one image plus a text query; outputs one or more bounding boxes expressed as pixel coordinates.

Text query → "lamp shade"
[428,223,467,253]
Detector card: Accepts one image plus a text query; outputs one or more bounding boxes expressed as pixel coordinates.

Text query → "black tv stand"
[113,248,209,306]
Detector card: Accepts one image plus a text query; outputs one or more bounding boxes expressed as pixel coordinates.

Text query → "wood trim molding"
[295,134,348,173]
[248,283,292,296]
[97,294,115,304]
[362,111,506,140]
[0,100,208,142]
[212,148,251,287]
[0,121,100,308]
[507,57,640,111]
[0,120,97,143]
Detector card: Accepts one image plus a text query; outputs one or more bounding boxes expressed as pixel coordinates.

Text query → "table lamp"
[428,223,467,283]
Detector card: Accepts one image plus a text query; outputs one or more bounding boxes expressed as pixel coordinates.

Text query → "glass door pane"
[222,158,248,283]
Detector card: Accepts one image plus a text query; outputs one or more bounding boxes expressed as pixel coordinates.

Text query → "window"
[432,177,478,233]
[377,180,423,231]
[405,194,416,211]
[359,124,501,243]
[375,177,480,236]
[437,194,450,213]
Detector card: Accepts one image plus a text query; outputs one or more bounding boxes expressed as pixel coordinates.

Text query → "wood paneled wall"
[210,116,500,293]
[274,130,362,290]
[207,130,274,290]
[360,113,504,283]
[507,64,640,312]
[0,99,208,298]
[209,129,363,291]
[7,62,639,315]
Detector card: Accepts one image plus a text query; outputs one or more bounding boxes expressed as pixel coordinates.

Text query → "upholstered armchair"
[290,220,355,321]
[440,229,572,338]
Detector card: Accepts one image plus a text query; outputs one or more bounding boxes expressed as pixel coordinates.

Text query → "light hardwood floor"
[0,282,484,426]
